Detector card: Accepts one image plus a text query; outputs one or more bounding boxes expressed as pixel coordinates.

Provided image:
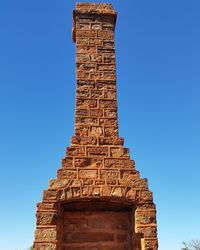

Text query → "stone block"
[76,53,90,63]
[98,30,114,39]
[62,157,74,168]
[104,158,133,168]
[99,118,118,126]
[33,243,56,250]
[91,89,104,98]
[71,135,97,145]
[99,137,124,146]
[90,126,104,136]
[100,170,119,180]
[90,108,103,117]
[76,98,97,108]
[43,190,57,201]
[110,147,129,158]
[79,169,98,178]
[35,228,57,241]
[76,108,89,117]
[76,117,98,125]
[99,99,117,108]
[104,126,118,137]
[77,45,96,53]
[57,169,77,179]
[76,30,96,38]
[37,212,58,225]
[87,146,108,157]
[75,157,103,168]
[66,146,85,156]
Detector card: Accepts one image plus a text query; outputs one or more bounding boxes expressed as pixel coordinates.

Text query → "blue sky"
[0,0,199,249]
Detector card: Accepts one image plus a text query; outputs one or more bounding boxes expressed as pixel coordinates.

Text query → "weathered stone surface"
[100,170,119,180]
[34,243,56,250]
[104,158,133,168]
[79,169,98,178]
[35,229,57,241]
[87,146,108,157]
[75,157,103,168]
[37,212,58,225]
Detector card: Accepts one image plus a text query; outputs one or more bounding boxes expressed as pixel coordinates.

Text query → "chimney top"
[76,3,116,14]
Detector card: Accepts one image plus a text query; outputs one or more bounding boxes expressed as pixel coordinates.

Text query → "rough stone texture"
[34,3,158,250]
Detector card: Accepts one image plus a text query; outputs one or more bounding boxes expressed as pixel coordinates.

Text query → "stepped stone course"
[34,3,158,250]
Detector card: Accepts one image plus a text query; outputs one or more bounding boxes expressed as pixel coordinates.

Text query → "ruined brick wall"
[33,3,158,250]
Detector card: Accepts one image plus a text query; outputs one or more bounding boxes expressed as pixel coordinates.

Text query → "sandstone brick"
[76,53,90,63]
[35,228,57,242]
[104,158,133,168]
[103,40,115,47]
[90,108,103,117]
[49,179,70,189]
[76,30,96,38]
[136,210,156,225]
[76,98,97,108]
[91,23,102,30]
[97,64,116,71]
[140,190,153,202]
[104,126,118,137]
[90,126,104,136]
[76,71,90,80]
[96,80,116,90]
[102,23,114,30]
[75,117,98,125]
[77,22,90,30]
[72,187,81,197]
[103,53,115,63]
[100,169,119,180]
[37,212,58,225]
[90,54,102,62]
[75,125,89,136]
[91,89,104,98]
[99,99,117,108]
[79,169,98,178]
[37,202,57,211]
[98,30,114,39]
[76,38,89,45]
[71,135,97,145]
[43,190,57,201]
[77,80,95,89]
[90,72,104,80]
[77,45,96,53]
[33,243,56,250]
[136,226,157,237]
[104,108,117,118]
[66,146,85,156]
[76,63,95,72]
[110,147,129,158]
[57,169,77,179]
[99,137,124,146]
[104,71,116,80]
[89,38,102,45]
[104,90,116,99]
[99,118,118,126]
[62,157,74,168]
[75,158,103,168]
[87,146,108,157]
[76,108,89,117]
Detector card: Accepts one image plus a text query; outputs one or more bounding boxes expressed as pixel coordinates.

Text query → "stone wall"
[33,3,158,250]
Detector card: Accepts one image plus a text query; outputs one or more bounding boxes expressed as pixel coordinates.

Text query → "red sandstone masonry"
[34,3,158,250]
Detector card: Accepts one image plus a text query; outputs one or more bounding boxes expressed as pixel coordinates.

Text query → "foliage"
[182,240,200,250]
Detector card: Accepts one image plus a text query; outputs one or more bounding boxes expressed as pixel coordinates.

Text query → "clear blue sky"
[0,0,199,249]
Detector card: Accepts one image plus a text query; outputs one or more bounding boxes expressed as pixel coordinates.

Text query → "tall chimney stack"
[33,3,158,250]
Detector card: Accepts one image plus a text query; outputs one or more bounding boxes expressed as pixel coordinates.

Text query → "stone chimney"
[33,3,158,250]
